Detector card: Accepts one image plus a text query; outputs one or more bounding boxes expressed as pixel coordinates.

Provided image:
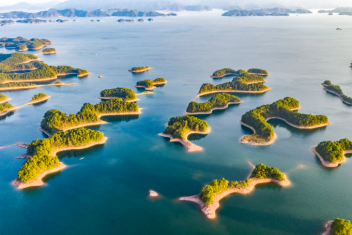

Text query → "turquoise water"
[1,11,352,234]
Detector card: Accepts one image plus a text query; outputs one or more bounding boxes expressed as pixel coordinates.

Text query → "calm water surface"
[1,11,352,235]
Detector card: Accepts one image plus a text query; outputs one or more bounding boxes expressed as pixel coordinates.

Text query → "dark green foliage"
[241,97,328,141]
[331,218,352,235]
[0,102,13,112]
[131,66,149,71]
[42,48,56,53]
[100,87,136,100]
[18,128,104,183]
[250,164,285,180]
[153,78,165,83]
[323,80,332,86]
[76,68,88,75]
[0,82,35,88]
[200,178,229,204]
[316,139,352,163]
[16,43,28,51]
[31,93,47,101]
[247,68,268,74]
[0,93,7,101]
[0,52,38,72]
[0,37,51,50]
[323,80,352,103]
[212,68,236,76]
[49,65,87,75]
[163,115,208,139]
[41,98,138,133]
[186,93,240,113]
[136,79,153,88]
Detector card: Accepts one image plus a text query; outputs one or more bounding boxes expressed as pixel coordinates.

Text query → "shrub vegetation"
[331,218,352,235]
[316,138,352,163]
[247,68,269,74]
[186,93,241,113]
[31,93,47,101]
[100,87,136,100]
[162,115,209,139]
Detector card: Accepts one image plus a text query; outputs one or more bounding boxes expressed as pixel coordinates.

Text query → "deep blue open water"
[1,10,352,235]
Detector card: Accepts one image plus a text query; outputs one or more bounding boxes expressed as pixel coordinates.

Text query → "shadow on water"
[0,110,15,121]
[188,133,207,141]
[198,92,266,102]
[100,115,139,123]
[57,144,105,159]
[268,119,328,137]
[32,99,49,106]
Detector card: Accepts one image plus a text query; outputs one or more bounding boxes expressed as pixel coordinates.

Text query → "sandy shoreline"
[179,170,290,219]
[35,51,57,55]
[2,76,58,84]
[324,88,352,105]
[158,127,211,152]
[0,83,76,91]
[322,220,333,235]
[311,147,351,167]
[0,97,11,104]
[135,81,167,91]
[98,92,152,102]
[128,67,153,73]
[185,101,243,115]
[210,72,238,78]
[196,88,271,97]
[0,96,51,117]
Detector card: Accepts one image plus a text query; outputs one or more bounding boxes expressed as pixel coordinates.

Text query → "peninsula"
[0,36,51,51]
[322,218,352,235]
[185,93,242,115]
[198,70,269,97]
[0,93,50,118]
[312,138,352,167]
[128,66,152,73]
[0,93,11,104]
[322,80,352,105]
[179,163,290,219]
[211,68,269,78]
[240,97,330,145]
[40,98,141,134]
[135,78,167,90]
[159,115,210,152]
[13,128,107,189]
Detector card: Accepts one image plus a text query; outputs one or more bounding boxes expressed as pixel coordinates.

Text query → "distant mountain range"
[222,8,312,17]
[318,7,352,14]
[0,8,179,19]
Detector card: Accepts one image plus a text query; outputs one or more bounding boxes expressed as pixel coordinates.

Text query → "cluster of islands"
[1,36,351,232]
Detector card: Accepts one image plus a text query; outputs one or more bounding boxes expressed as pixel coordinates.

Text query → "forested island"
[13,128,107,189]
[211,68,269,78]
[42,48,57,54]
[99,87,138,102]
[312,138,352,167]
[135,78,166,90]
[179,163,290,219]
[240,97,330,145]
[186,93,242,115]
[41,98,140,134]
[0,52,90,90]
[322,218,352,235]
[322,80,352,105]
[0,37,51,51]
[128,66,152,73]
[199,71,269,96]
[158,115,210,152]
[31,93,49,101]
[222,8,312,16]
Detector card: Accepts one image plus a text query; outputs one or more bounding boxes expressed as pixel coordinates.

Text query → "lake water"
[1,10,352,235]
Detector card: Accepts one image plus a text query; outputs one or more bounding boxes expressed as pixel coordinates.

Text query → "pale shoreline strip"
[0,96,51,117]
[158,127,211,152]
[134,81,167,91]
[0,97,11,104]
[13,137,108,189]
[322,220,333,235]
[128,67,153,73]
[185,101,243,115]
[324,87,352,105]
[196,88,271,97]
[311,147,352,167]
[35,51,57,55]
[179,172,290,219]
[98,92,152,102]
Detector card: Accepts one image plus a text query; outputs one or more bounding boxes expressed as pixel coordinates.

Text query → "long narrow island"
[322,80,352,105]
[312,138,352,167]
[210,68,269,78]
[322,218,352,235]
[179,164,290,219]
[240,97,330,146]
[128,66,152,73]
[135,78,167,90]
[159,115,210,152]
[40,98,141,135]
[185,93,242,115]
[199,70,269,97]
[13,128,107,189]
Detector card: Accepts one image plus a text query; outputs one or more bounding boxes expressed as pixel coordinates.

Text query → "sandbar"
[158,127,211,152]
[179,169,290,219]
[311,147,351,167]
[149,190,159,197]
[185,101,243,115]
[196,88,271,97]
[128,67,153,73]
[0,96,51,117]
[0,97,11,104]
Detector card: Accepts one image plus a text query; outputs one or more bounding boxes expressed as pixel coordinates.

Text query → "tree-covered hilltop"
[247,68,269,75]
[0,102,13,112]
[42,48,56,53]
[41,98,139,133]
[199,73,267,94]
[0,82,35,88]
[241,97,328,143]
[17,128,104,183]
[0,37,51,50]
[31,93,47,101]
[200,164,285,204]
[212,68,237,77]
[186,93,241,113]
[153,78,166,83]
[162,115,209,139]
[323,80,352,104]
[0,93,8,101]
[0,52,38,72]
[131,66,149,71]
[100,87,136,100]
[49,65,88,75]
[315,139,352,163]
[136,79,153,88]
[331,218,352,235]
